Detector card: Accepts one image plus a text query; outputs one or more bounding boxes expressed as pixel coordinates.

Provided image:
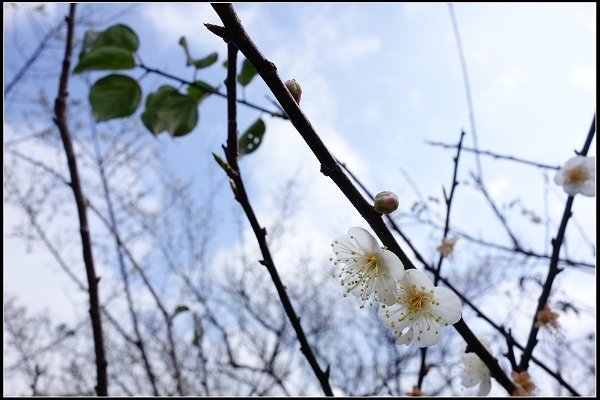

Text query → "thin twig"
[53,4,108,395]
[471,172,523,251]
[418,130,466,389]
[209,3,515,394]
[5,18,65,95]
[88,109,160,396]
[518,116,596,372]
[426,140,561,170]
[448,3,483,179]
[137,62,288,119]
[214,40,333,396]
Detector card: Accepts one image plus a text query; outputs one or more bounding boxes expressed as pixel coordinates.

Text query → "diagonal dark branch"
[53,4,108,395]
[426,140,561,170]
[208,3,515,395]
[518,115,596,372]
[213,41,333,396]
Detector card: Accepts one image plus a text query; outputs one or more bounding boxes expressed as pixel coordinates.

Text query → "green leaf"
[179,36,218,68]
[192,52,218,69]
[91,24,139,53]
[75,24,138,73]
[238,118,266,155]
[187,80,213,103]
[141,86,198,137]
[178,36,193,65]
[222,60,228,68]
[74,46,135,73]
[172,304,190,320]
[89,74,141,122]
[237,58,257,86]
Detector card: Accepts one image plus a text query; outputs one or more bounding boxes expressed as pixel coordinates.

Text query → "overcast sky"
[4,3,596,395]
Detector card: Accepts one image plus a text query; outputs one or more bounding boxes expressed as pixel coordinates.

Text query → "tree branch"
[214,41,334,396]
[53,4,108,395]
[426,140,561,170]
[518,115,596,372]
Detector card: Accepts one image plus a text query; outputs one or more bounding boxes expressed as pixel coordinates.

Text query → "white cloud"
[500,66,523,96]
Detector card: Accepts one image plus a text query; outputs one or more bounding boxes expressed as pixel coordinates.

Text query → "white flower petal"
[553,170,565,185]
[460,367,480,388]
[478,377,492,396]
[395,328,414,346]
[375,275,398,306]
[347,227,379,254]
[332,235,361,259]
[431,286,462,324]
[402,269,434,291]
[580,181,596,197]
[380,249,405,280]
[412,317,441,347]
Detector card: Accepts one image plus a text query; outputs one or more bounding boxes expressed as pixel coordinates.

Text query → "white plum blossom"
[460,338,493,396]
[554,156,595,197]
[378,269,462,347]
[330,227,404,307]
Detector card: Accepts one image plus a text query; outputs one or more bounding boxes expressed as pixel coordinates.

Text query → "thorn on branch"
[204,23,228,40]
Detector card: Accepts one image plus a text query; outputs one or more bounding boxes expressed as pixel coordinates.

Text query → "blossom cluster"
[330,227,462,347]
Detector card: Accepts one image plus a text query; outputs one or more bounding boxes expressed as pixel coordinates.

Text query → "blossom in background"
[373,191,399,214]
[405,385,425,396]
[554,155,595,197]
[437,236,458,258]
[330,227,404,307]
[460,338,492,396]
[512,371,536,396]
[378,269,462,347]
[535,303,562,339]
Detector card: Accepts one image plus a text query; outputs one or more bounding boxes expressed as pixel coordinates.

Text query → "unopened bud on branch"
[374,191,399,214]
[285,79,302,104]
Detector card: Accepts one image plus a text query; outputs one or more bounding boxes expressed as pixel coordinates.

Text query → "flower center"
[405,288,429,312]
[363,254,379,271]
[565,166,588,185]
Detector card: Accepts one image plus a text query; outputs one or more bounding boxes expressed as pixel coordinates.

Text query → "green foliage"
[172,304,190,320]
[74,47,135,73]
[179,36,219,69]
[237,58,258,87]
[89,74,141,122]
[187,81,214,104]
[141,86,198,137]
[238,118,266,155]
[74,24,139,73]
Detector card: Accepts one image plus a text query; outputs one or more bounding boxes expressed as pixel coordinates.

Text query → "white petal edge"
[347,227,379,254]
[478,377,492,396]
[380,249,405,280]
[432,286,462,324]
[402,269,434,291]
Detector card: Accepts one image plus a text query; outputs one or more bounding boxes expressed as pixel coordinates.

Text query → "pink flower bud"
[285,79,302,104]
[374,191,399,214]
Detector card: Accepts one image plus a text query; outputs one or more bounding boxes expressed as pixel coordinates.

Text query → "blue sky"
[4,3,596,395]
